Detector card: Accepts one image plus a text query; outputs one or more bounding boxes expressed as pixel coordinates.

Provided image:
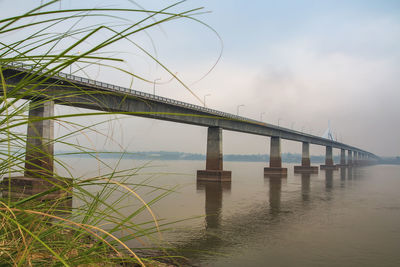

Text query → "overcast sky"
[3,0,400,156]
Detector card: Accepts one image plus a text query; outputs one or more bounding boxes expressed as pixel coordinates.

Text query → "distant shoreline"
[56,151,400,164]
[56,150,332,164]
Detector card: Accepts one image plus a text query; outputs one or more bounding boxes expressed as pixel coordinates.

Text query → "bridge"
[1,62,379,188]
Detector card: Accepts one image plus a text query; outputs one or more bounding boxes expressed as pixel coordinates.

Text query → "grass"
[0,0,215,265]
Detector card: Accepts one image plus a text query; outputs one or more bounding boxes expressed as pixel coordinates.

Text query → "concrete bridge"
[2,62,379,186]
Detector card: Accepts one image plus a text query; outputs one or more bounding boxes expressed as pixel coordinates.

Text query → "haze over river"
[60,158,400,266]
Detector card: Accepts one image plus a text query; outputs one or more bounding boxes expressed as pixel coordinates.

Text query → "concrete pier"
[360,153,366,165]
[347,150,353,166]
[353,151,359,166]
[294,142,318,173]
[197,127,231,182]
[320,146,338,170]
[336,149,347,167]
[25,100,55,178]
[264,136,287,176]
[1,100,71,199]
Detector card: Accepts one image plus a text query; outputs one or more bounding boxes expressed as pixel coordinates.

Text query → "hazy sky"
[3,1,400,156]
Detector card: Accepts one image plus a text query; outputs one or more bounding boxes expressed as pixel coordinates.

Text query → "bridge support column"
[361,153,366,165]
[354,151,359,165]
[366,154,373,165]
[1,100,71,199]
[347,150,353,166]
[264,136,287,176]
[294,142,318,173]
[197,127,231,182]
[320,146,338,170]
[25,100,54,178]
[336,149,347,167]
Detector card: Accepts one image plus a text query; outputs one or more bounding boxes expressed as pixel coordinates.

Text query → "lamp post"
[69,50,81,75]
[278,118,282,127]
[69,51,81,74]
[203,94,211,107]
[260,112,265,122]
[237,104,244,116]
[153,78,161,95]
[291,122,295,130]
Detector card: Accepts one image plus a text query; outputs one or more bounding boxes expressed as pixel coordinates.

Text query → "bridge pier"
[320,146,338,170]
[25,100,54,178]
[347,150,353,166]
[362,153,367,165]
[1,100,71,198]
[294,142,318,173]
[264,136,287,176]
[336,148,347,167]
[353,151,359,166]
[197,127,231,182]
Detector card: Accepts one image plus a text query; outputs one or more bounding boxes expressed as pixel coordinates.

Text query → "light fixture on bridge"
[237,104,244,116]
[69,51,81,74]
[153,78,161,95]
[278,118,282,127]
[204,94,211,107]
[260,112,266,122]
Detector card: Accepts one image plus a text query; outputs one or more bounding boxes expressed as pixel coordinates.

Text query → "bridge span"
[2,62,378,184]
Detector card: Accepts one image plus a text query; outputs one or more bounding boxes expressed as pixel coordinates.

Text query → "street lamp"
[153,78,161,95]
[260,112,265,122]
[237,104,244,115]
[277,118,282,127]
[291,122,295,130]
[203,94,211,107]
[69,51,81,74]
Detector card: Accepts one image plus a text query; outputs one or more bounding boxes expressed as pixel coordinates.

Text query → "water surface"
[60,159,400,266]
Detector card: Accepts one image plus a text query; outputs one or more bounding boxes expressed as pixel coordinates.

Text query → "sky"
[2,0,400,156]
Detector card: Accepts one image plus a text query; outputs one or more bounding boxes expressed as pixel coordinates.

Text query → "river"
[59,158,400,266]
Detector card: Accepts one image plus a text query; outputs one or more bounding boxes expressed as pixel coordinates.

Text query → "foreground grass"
[0,0,214,265]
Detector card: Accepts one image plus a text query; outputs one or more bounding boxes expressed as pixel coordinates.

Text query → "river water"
[61,159,400,266]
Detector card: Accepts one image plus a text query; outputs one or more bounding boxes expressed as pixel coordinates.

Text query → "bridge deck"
[1,62,376,157]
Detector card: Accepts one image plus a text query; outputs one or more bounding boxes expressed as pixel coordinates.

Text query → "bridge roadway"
[2,62,378,183]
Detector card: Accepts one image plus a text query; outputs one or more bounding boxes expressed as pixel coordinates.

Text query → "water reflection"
[266,175,283,214]
[325,169,334,192]
[301,173,311,201]
[197,180,231,229]
[348,167,353,180]
[173,164,390,267]
[352,167,365,180]
[340,167,346,187]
